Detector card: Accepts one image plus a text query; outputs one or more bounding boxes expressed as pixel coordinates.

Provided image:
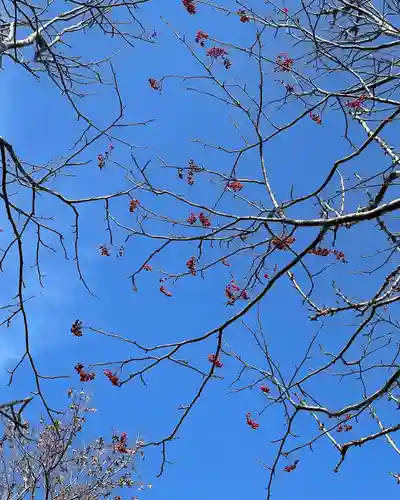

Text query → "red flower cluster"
[99,244,110,256]
[186,256,197,275]
[229,281,240,292]
[143,263,152,271]
[208,354,223,368]
[207,47,228,59]
[104,369,120,386]
[71,319,83,337]
[309,246,347,263]
[129,199,140,213]
[149,78,161,91]
[246,412,259,430]
[75,363,95,382]
[309,247,330,257]
[160,285,173,297]
[187,212,211,227]
[282,7,289,14]
[271,235,296,250]
[260,385,270,393]
[113,432,129,453]
[337,424,352,432]
[284,460,299,472]
[238,9,250,22]
[227,180,244,192]
[332,249,347,263]
[225,280,250,303]
[310,113,322,124]
[195,30,208,47]
[187,213,197,225]
[345,95,366,110]
[207,47,231,69]
[182,0,196,14]
[199,212,211,227]
[276,54,294,72]
[97,154,105,170]
[97,144,114,169]
[187,158,201,185]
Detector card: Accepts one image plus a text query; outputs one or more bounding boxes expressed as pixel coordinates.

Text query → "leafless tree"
[0,389,145,499]
[0,0,151,97]
[71,0,400,494]
[3,0,400,495]
[0,0,152,419]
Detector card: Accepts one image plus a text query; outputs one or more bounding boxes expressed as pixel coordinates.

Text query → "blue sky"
[0,0,399,498]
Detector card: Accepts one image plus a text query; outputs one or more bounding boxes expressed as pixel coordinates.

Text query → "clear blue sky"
[0,1,399,498]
